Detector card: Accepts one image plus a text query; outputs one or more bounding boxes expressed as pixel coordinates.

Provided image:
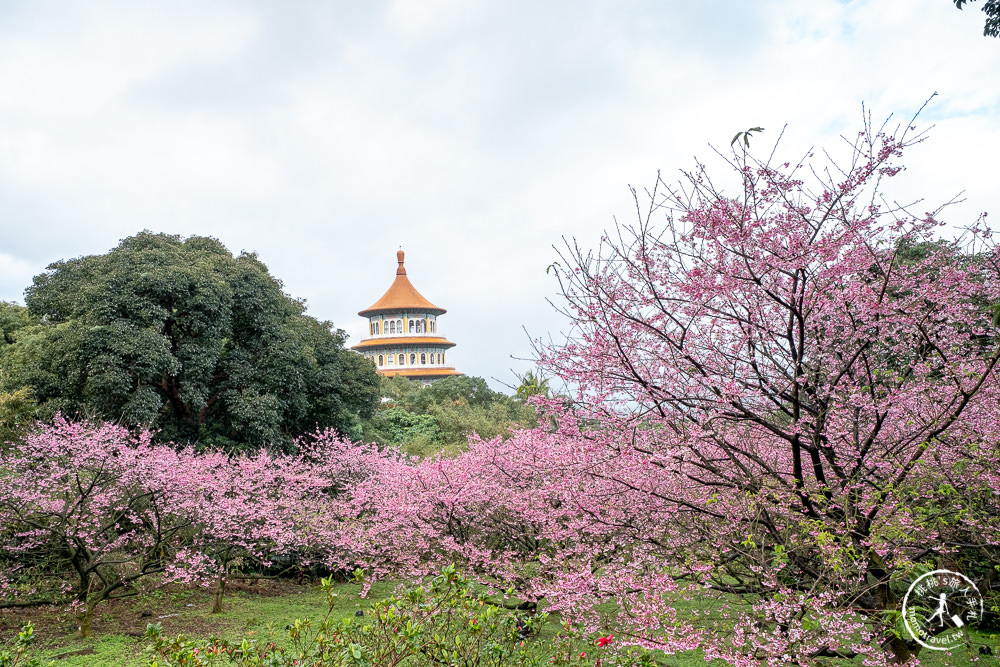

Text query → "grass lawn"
[2,578,996,666]
[1,578,400,666]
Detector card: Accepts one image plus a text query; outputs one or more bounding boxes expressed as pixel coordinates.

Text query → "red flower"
[597,635,614,647]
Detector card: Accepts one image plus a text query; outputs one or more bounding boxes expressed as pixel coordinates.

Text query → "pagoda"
[352,250,462,382]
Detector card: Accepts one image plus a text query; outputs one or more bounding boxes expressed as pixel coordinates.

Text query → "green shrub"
[0,623,53,667]
[146,565,549,666]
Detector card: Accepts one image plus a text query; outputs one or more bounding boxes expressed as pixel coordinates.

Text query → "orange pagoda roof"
[359,251,446,317]
[352,336,456,351]
[381,368,463,379]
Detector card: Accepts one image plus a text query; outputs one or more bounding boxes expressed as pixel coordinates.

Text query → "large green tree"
[0,232,378,449]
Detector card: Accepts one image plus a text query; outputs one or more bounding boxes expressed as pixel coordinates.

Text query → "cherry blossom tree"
[343,431,550,601]
[0,418,392,631]
[165,449,312,614]
[0,419,208,636]
[352,114,1000,665]
[533,114,1000,664]
[167,428,387,613]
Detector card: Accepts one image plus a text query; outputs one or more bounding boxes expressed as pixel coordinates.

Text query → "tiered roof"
[353,336,456,350]
[358,251,446,317]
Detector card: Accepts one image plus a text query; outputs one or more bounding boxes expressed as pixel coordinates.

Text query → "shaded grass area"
[1,578,399,666]
[2,578,996,666]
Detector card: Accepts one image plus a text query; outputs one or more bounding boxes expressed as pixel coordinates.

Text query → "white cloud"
[0,0,997,388]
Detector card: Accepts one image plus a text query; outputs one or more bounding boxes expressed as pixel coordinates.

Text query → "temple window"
[377,354,384,366]
[408,320,415,333]
[410,353,416,364]
[420,353,427,364]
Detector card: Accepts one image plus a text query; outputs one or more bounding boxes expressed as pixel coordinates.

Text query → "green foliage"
[0,232,379,450]
[953,0,1000,37]
[366,407,441,448]
[0,302,33,347]
[381,375,501,412]
[146,567,552,667]
[894,237,957,266]
[0,623,53,667]
[362,376,537,458]
[0,387,36,446]
[515,370,550,401]
[730,126,764,148]
[0,303,39,446]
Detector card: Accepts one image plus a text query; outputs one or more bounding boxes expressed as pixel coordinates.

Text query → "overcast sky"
[1,1,998,391]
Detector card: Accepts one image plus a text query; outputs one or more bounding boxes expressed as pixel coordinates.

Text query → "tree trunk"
[868,553,920,663]
[883,635,918,664]
[78,600,98,637]
[74,567,94,638]
[212,573,226,614]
